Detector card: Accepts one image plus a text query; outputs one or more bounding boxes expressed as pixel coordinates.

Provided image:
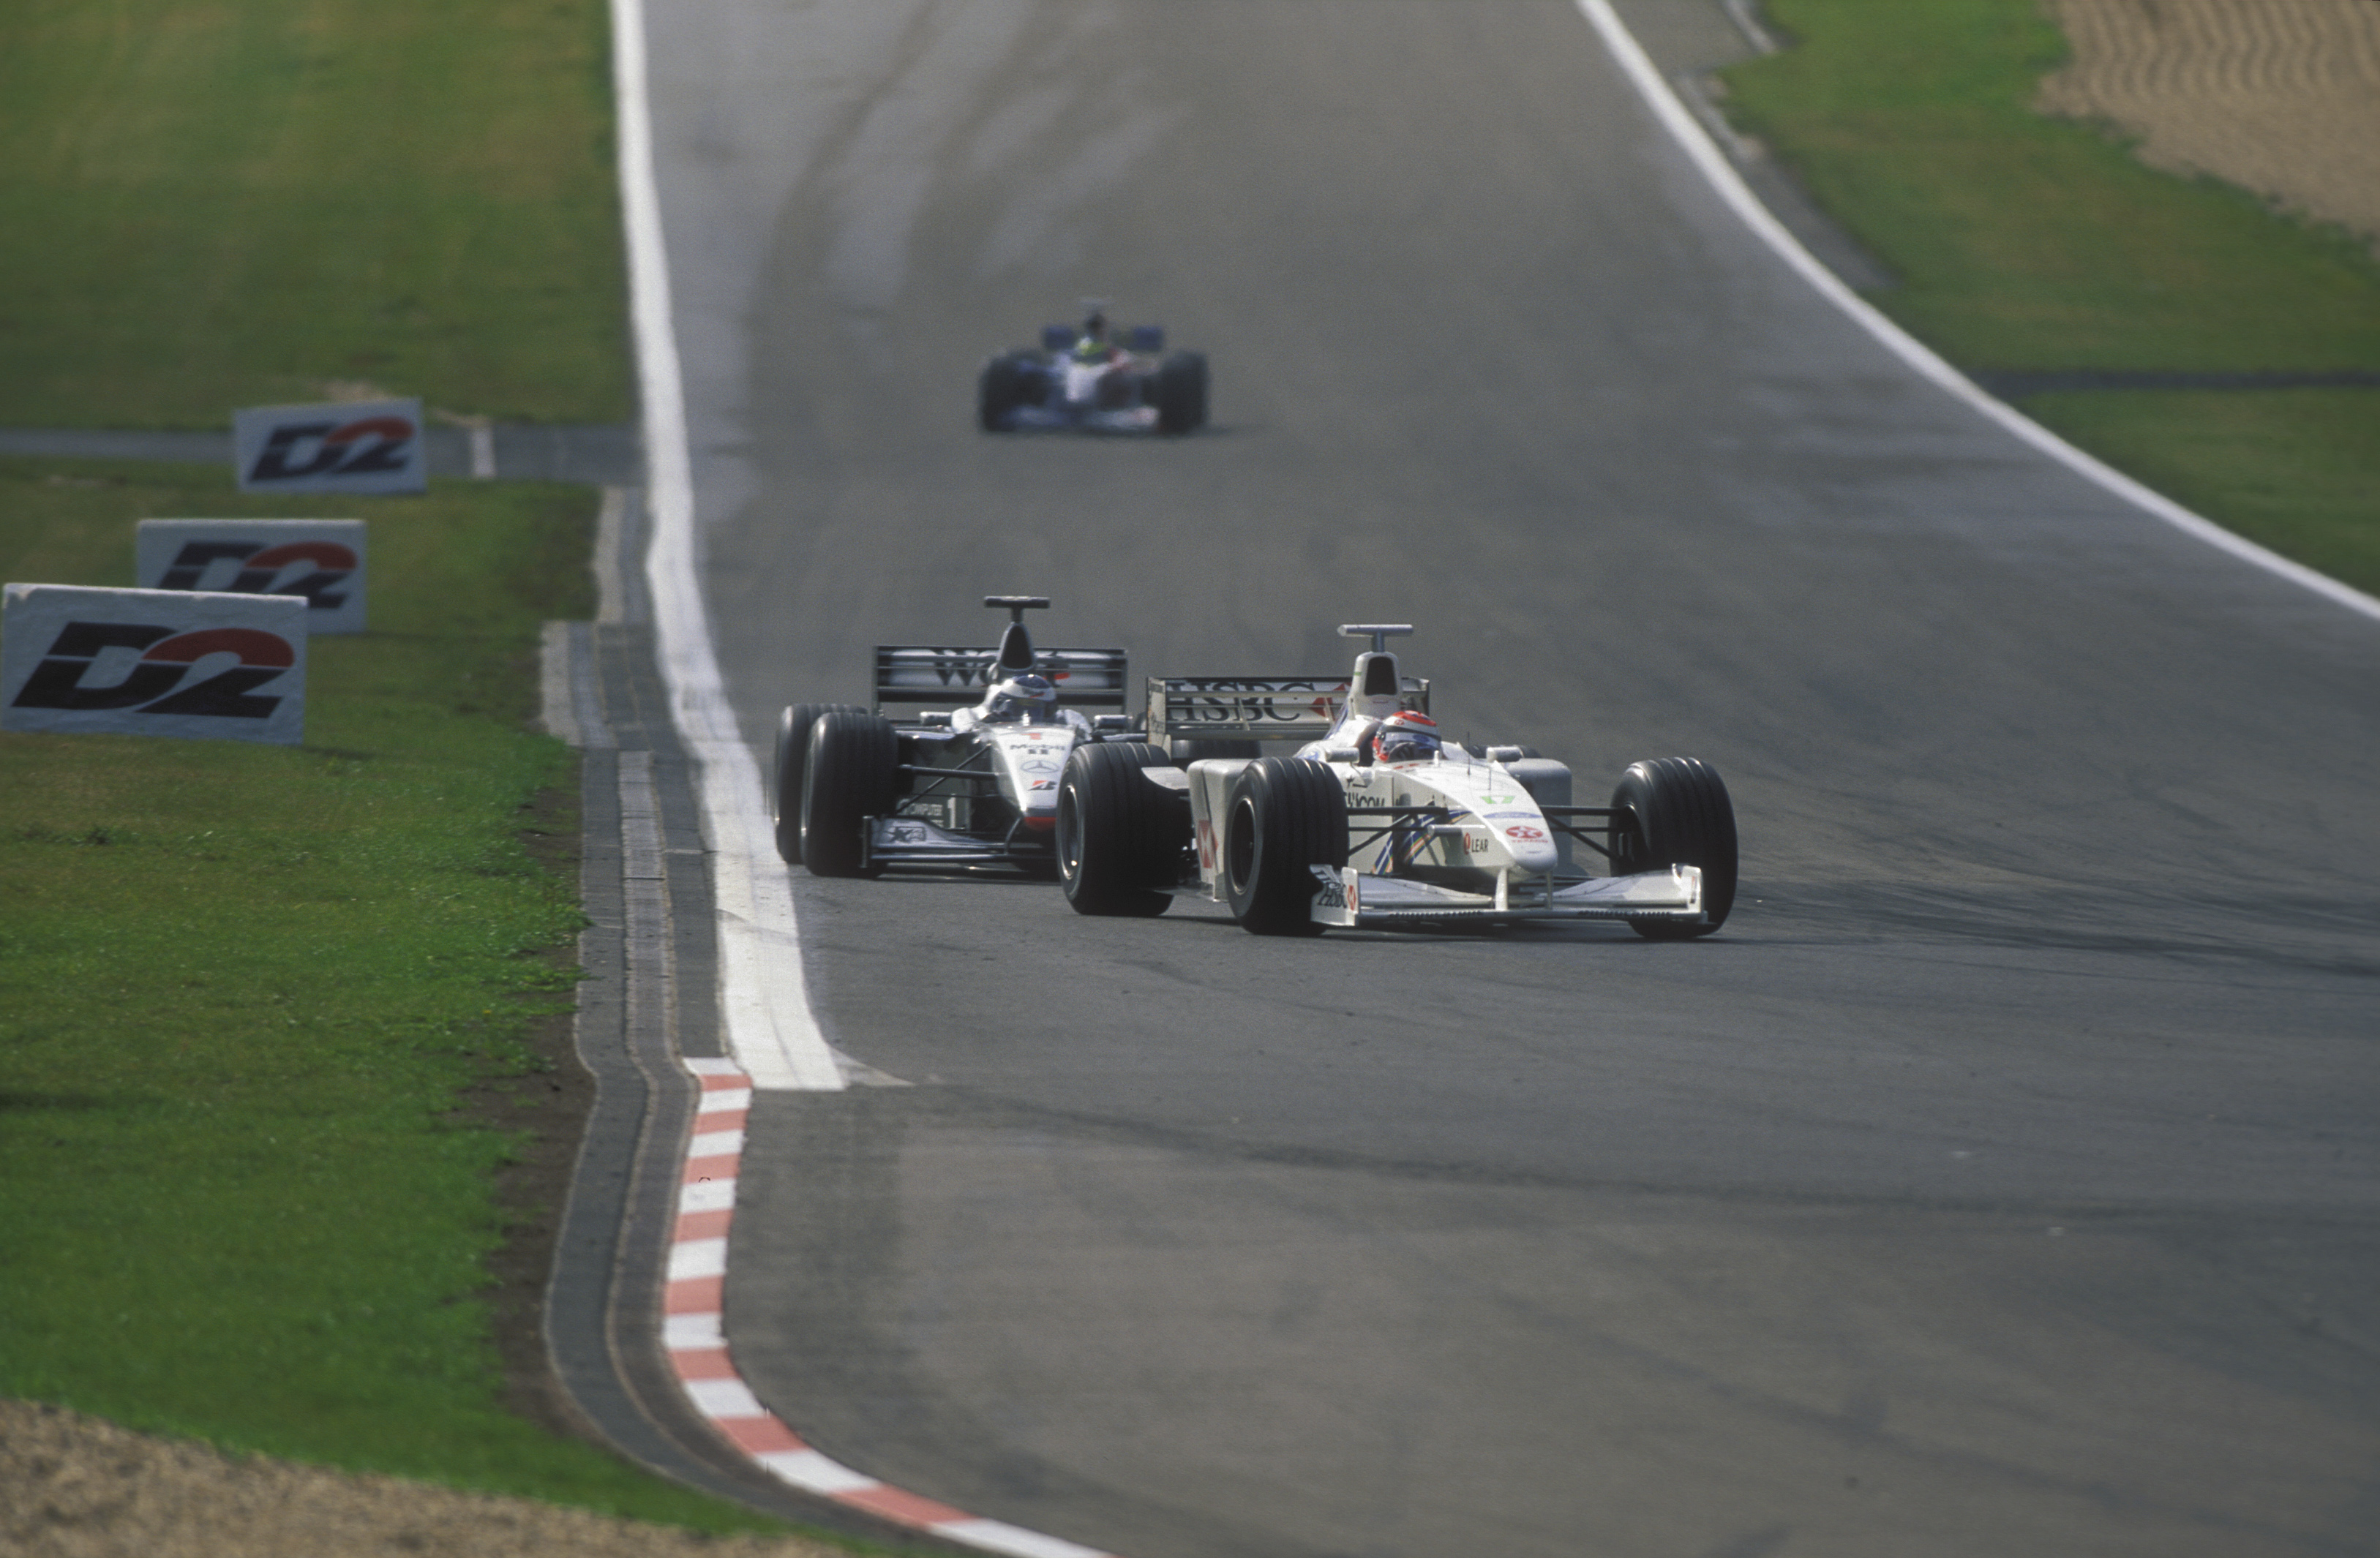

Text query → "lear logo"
[247,417,416,483]
[158,541,356,609]
[10,621,296,719]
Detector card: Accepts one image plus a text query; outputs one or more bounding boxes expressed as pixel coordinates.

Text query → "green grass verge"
[1717,0,2379,592]
[0,0,629,428]
[2022,389,2380,597]
[0,458,781,1535]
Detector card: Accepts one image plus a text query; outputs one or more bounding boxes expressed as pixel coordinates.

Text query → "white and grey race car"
[1053,625,1738,937]
[772,597,1135,878]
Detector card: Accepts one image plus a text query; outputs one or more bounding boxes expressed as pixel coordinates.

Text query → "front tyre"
[1222,758,1346,936]
[1057,742,1185,917]
[977,350,1037,432]
[1607,756,1738,938]
[800,711,898,878]
[773,701,863,863]
[1155,350,1208,434]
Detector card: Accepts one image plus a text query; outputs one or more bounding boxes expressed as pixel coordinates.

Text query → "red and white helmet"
[1371,712,1441,764]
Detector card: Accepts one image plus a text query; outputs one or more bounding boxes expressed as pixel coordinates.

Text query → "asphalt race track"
[639,3,2380,1554]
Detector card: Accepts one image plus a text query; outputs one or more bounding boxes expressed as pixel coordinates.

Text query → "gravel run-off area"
[0,1401,847,1558]
[2038,0,2380,251]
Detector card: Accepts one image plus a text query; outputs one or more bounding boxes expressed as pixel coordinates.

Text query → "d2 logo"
[2,584,308,745]
[12,621,296,719]
[136,519,368,634]
[233,398,426,494]
[159,540,356,609]
[246,418,413,483]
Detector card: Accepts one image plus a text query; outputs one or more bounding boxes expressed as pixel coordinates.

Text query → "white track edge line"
[612,9,1122,1553]
[1574,0,2380,628]
[610,0,843,1092]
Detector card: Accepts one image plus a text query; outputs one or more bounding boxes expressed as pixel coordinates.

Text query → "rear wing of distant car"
[1144,675,1430,744]
[874,645,1130,712]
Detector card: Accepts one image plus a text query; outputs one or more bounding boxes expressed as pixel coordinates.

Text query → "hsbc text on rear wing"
[874,644,1129,711]
[1145,675,1430,743]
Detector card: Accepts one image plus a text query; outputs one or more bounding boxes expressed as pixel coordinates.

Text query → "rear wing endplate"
[874,644,1129,712]
[1145,675,1429,742]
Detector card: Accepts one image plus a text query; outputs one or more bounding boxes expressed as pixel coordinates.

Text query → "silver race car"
[773,597,1135,878]
[1053,625,1739,937]
[977,306,1209,435]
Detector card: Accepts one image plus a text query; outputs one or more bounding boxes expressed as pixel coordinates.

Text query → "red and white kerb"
[666,1058,1116,1558]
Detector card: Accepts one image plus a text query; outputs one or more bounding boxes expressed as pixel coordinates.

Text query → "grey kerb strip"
[532,486,954,1547]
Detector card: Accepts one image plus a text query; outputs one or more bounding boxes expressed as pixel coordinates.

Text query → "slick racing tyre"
[1057,742,1187,917]
[1222,758,1346,936]
[977,350,1037,432]
[773,702,864,864]
[1607,756,1738,938]
[800,711,898,878]
[1155,350,1208,434]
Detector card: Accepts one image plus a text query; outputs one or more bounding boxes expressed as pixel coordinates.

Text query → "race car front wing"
[861,815,1042,870]
[1308,864,1705,928]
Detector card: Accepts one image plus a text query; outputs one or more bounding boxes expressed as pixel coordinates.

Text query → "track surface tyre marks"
[1223,757,1348,936]
[1609,756,1739,937]
[773,701,864,864]
[800,710,896,878]
[1059,741,1185,917]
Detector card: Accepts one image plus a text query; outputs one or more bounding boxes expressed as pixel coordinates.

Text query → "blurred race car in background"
[977,306,1209,435]
[1053,625,1740,938]
[773,597,1136,878]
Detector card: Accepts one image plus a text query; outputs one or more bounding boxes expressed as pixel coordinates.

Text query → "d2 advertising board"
[1,584,308,746]
[233,398,427,495]
[136,519,367,634]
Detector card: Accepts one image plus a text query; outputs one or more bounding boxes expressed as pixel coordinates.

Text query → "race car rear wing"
[874,645,1130,712]
[1145,675,1430,743]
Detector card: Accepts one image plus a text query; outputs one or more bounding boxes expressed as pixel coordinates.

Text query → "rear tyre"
[1171,737,1261,762]
[1155,350,1208,434]
[1607,757,1738,938]
[1057,742,1185,917]
[1221,758,1346,936]
[773,702,863,863]
[800,711,898,878]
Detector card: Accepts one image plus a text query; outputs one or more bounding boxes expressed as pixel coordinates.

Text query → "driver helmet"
[1371,712,1441,765]
[985,672,1057,720]
[1073,311,1111,361]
